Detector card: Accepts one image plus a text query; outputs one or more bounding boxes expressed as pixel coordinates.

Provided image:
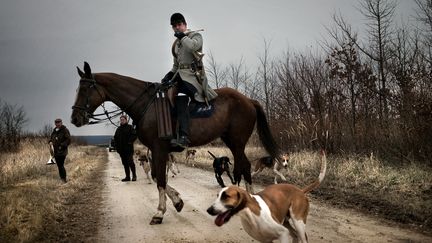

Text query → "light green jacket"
[171,31,218,103]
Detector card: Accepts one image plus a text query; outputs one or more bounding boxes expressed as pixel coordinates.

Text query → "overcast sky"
[0,0,418,135]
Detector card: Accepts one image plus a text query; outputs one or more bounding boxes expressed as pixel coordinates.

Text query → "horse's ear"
[76,66,84,78]
[83,61,92,77]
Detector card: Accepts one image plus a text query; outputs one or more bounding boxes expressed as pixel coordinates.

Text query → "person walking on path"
[114,115,137,182]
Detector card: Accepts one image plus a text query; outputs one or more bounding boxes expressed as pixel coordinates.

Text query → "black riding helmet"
[170,13,186,26]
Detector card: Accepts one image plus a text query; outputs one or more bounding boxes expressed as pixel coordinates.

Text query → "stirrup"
[170,136,190,149]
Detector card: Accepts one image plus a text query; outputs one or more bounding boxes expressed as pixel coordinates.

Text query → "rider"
[161,13,218,149]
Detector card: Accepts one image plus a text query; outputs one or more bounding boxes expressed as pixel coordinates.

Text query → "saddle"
[188,101,215,118]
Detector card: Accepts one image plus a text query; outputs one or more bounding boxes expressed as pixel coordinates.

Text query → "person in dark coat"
[49,118,71,183]
[114,115,137,181]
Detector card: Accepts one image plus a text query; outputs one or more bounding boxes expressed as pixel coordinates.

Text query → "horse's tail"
[251,99,280,158]
[207,150,217,159]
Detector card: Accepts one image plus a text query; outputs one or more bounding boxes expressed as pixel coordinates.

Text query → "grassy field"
[168,145,432,234]
[0,137,106,243]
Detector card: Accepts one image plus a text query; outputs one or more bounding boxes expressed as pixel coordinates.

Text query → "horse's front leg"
[150,186,167,225]
[165,184,184,212]
[149,147,169,225]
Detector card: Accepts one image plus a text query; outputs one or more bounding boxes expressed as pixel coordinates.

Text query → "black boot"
[171,95,190,148]
[122,164,131,182]
[130,162,137,181]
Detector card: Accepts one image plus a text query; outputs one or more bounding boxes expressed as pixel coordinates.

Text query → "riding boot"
[171,95,190,148]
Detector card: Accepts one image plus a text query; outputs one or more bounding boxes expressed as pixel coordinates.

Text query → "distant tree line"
[206,0,432,164]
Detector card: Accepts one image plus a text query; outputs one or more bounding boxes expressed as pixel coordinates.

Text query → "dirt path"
[96,152,432,242]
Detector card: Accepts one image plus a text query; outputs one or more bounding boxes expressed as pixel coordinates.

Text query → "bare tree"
[0,99,28,152]
[415,0,432,34]
[39,123,53,138]
[331,0,396,121]
[257,38,278,122]
[415,0,432,65]
[205,51,228,88]
[227,56,249,91]
[325,40,378,151]
[360,0,396,120]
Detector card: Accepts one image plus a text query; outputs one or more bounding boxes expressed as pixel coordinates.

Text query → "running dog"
[251,154,290,184]
[208,151,235,188]
[207,151,327,243]
[135,150,179,182]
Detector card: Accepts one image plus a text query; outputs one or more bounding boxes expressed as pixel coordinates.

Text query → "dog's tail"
[302,150,327,194]
[207,151,217,159]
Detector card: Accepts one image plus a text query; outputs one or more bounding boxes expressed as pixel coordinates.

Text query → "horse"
[71,62,279,225]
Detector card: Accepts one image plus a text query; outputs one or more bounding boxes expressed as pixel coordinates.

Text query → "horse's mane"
[95,72,154,88]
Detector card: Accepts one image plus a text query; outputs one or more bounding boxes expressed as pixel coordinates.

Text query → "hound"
[251,154,289,184]
[135,149,153,184]
[167,153,180,178]
[208,151,235,188]
[207,151,327,243]
[185,149,197,166]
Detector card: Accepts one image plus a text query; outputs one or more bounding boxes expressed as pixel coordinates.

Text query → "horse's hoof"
[174,200,184,212]
[150,217,163,225]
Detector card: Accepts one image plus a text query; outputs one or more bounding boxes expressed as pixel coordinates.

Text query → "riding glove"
[161,71,174,83]
[174,31,186,40]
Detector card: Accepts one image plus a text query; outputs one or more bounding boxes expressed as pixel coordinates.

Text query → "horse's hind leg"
[165,184,184,212]
[221,136,253,193]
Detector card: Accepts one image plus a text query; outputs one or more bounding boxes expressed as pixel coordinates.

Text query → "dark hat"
[54,118,62,123]
[170,13,186,25]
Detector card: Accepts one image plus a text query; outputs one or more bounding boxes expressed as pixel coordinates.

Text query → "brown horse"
[71,62,279,224]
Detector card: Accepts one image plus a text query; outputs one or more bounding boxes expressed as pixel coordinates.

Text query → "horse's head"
[71,62,106,127]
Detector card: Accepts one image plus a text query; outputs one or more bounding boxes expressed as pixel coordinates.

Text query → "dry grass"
[168,145,432,232]
[0,137,106,243]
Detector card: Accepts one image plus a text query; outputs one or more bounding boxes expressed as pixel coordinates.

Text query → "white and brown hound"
[207,151,327,243]
[185,149,197,166]
[135,149,153,184]
[251,154,289,184]
[167,153,180,178]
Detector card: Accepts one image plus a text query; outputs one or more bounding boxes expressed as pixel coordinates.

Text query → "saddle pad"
[189,101,215,118]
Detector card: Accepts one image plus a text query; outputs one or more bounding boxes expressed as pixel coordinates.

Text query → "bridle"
[71,77,123,126]
[72,76,162,127]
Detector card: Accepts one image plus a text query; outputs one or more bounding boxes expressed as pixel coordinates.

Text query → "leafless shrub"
[0,99,28,152]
